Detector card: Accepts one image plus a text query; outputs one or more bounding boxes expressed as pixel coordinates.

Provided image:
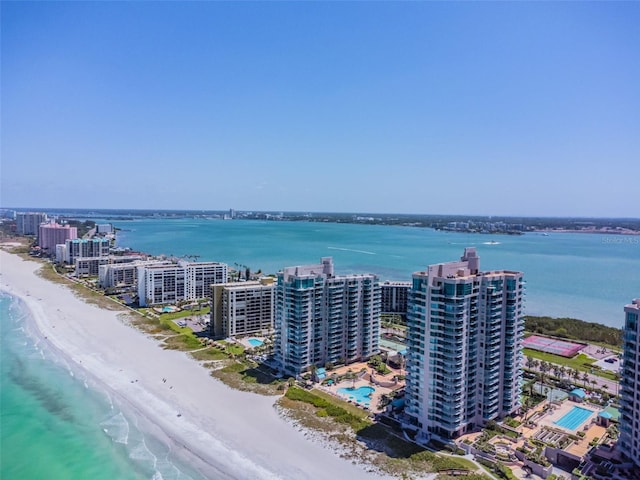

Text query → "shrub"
[284,387,370,431]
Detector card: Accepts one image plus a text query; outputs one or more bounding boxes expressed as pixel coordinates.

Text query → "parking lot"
[173,316,207,333]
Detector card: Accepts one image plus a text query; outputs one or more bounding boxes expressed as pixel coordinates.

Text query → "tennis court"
[523,335,585,358]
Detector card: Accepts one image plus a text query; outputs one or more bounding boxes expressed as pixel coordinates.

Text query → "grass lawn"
[217,341,244,356]
[309,388,371,419]
[163,334,203,350]
[210,360,282,395]
[157,306,210,321]
[524,349,619,382]
[190,348,229,361]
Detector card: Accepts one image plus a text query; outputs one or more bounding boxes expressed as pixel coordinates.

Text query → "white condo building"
[62,238,111,264]
[210,278,275,339]
[98,259,165,290]
[404,248,525,442]
[16,212,47,235]
[620,298,640,468]
[138,261,228,306]
[186,262,228,300]
[274,257,381,377]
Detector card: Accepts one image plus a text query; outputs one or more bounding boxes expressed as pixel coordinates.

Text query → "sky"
[1,1,639,217]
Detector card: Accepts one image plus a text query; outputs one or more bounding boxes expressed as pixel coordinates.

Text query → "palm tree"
[553,365,562,379]
[582,372,590,388]
[526,356,535,370]
[540,361,551,385]
[613,372,621,397]
[571,368,580,384]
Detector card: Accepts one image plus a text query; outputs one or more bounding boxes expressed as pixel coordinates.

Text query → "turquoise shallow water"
[113,218,639,328]
[0,293,204,480]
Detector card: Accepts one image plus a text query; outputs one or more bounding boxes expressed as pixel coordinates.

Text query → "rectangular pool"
[554,406,594,431]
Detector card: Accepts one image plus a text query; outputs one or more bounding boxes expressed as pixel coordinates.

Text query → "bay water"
[113,218,639,328]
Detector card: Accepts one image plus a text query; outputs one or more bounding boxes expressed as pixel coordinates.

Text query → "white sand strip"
[0,250,390,480]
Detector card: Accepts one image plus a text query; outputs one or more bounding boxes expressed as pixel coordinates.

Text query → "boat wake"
[327,246,376,255]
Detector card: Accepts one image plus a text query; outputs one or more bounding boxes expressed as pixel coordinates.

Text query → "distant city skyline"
[2,2,639,217]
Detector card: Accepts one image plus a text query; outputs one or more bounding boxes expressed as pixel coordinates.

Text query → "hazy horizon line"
[4,206,639,221]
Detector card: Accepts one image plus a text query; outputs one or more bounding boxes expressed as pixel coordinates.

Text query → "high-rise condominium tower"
[620,298,640,467]
[274,257,380,377]
[404,247,525,443]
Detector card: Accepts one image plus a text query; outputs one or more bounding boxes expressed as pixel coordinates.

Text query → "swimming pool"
[337,386,375,405]
[248,338,263,347]
[554,406,594,430]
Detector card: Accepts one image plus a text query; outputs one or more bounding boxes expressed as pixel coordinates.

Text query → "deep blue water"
[111,218,639,328]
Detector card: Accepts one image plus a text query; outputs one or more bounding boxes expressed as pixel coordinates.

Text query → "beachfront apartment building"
[381,281,411,318]
[404,247,525,443]
[186,262,228,299]
[98,258,164,289]
[39,222,77,254]
[210,278,275,339]
[76,253,145,279]
[75,257,111,277]
[16,212,47,235]
[274,257,381,377]
[619,298,640,468]
[62,238,111,264]
[137,260,228,306]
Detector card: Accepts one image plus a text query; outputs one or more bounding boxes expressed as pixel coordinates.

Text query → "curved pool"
[337,386,375,405]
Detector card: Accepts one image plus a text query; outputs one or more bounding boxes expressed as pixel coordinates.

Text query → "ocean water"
[0,293,205,480]
[113,218,639,328]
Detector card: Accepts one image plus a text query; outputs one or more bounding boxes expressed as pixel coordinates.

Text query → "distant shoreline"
[533,228,640,236]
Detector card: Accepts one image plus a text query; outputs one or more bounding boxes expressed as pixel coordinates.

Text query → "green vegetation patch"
[525,316,622,349]
[309,388,371,418]
[285,386,371,431]
[163,334,203,350]
[524,349,619,382]
[210,360,282,395]
[190,348,229,361]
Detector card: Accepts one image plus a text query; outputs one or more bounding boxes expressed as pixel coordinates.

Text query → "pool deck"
[565,424,607,458]
[325,361,405,412]
[236,336,266,349]
[539,401,598,434]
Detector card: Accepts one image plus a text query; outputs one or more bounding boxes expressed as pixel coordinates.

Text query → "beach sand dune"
[0,251,391,480]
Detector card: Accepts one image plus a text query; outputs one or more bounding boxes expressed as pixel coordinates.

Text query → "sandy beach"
[0,249,392,480]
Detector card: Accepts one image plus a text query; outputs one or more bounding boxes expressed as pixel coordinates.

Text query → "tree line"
[525,315,622,348]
